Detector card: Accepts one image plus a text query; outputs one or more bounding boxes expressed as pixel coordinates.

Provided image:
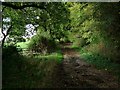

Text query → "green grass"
[79,50,120,82]
[70,45,81,51]
[16,41,30,49]
[34,52,63,63]
[71,45,120,82]
[3,48,63,88]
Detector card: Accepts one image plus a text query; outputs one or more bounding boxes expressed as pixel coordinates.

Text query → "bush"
[2,45,20,60]
[72,38,88,48]
[28,35,58,54]
[80,41,120,64]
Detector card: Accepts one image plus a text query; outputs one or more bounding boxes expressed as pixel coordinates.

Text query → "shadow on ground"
[52,44,120,88]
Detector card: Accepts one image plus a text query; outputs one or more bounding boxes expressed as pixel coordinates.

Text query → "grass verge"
[80,50,120,82]
[3,49,63,88]
[71,45,120,82]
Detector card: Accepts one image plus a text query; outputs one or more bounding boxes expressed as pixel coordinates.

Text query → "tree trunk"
[1,36,6,48]
[1,25,12,48]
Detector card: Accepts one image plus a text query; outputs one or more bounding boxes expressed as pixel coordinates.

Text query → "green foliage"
[3,49,63,88]
[28,30,58,54]
[2,2,120,88]
[68,2,120,63]
[5,37,26,46]
[2,2,70,46]
[3,7,26,36]
[72,38,86,47]
[34,50,63,63]
[69,2,119,43]
[67,2,120,81]
[16,41,30,49]
[80,51,120,80]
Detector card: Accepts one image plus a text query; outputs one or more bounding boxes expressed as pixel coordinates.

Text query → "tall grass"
[79,46,120,82]
[3,48,63,88]
[70,42,120,82]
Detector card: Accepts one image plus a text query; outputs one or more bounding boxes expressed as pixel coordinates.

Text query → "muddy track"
[53,44,120,88]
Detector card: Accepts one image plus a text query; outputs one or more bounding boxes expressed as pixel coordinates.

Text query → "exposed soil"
[53,43,120,88]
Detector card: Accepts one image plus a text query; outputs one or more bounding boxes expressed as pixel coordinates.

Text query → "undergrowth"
[71,44,120,82]
[3,49,63,88]
[79,49,120,82]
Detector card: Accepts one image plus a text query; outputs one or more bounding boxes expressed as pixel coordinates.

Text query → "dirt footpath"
[53,44,120,88]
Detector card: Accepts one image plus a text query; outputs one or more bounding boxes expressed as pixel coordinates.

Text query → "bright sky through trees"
[0,24,37,42]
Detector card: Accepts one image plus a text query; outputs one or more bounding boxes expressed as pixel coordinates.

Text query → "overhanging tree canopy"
[1,2,70,47]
